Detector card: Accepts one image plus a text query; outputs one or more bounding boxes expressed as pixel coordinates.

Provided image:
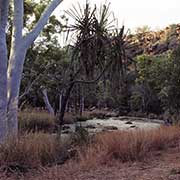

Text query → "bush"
[70,124,90,146]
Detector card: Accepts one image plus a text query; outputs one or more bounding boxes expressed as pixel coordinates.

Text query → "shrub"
[70,124,90,146]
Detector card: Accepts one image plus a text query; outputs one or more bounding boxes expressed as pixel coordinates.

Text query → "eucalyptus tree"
[0,0,63,141]
[20,7,67,113]
[21,44,69,113]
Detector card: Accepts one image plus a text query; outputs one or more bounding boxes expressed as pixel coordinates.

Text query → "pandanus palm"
[109,27,127,87]
[58,2,129,129]
[66,2,117,79]
[108,27,133,110]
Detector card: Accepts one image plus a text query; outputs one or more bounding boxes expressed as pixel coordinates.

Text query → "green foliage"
[20,1,180,118]
[165,24,177,43]
[134,47,180,113]
[163,46,180,112]
[20,1,129,119]
[134,53,172,113]
[71,124,90,145]
[136,53,171,91]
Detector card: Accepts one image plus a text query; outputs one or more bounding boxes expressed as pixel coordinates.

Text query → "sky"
[54,0,180,31]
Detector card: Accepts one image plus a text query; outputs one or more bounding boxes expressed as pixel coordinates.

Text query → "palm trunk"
[59,82,74,127]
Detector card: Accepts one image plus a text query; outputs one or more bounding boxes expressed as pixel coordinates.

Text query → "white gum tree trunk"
[0,0,63,140]
[42,89,55,116]
[0,0,9,141]
[59,93,62,112]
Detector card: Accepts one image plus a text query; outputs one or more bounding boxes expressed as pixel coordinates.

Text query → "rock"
[125,121,133,124]
[168,175,180,180]
[62,125,71,130]
[85,124,96,129]
[130,125,136,128]
[158,115,164,120]
[103,126,118,131]
[118,106,130,116]
[164,119,173,126]
[128,111,146,118]
[62,130,72,134]
[118,117,129,120]
[148,113,157,119]
[57,150,71,165]
[67,148,77,158]
[154,43,168,54]
[75,116,89,122]
[103,107,109,111]
[168,37,179,49]
[90,106,96,111]
[106,112,118,117]
[112,117,120,120]
[90,112,107,119]
[163,110,171,119]
[169,168,180,180]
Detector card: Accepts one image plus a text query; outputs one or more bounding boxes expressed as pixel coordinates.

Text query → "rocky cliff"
[126,24,180,58]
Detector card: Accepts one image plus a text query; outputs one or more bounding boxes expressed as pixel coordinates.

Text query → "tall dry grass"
[18,112,55,133]
[0,123,180,175]
[0,133,69,172]
[77,126,180,168]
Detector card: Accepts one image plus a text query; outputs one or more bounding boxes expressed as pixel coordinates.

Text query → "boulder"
[106,112,119,117]
[62,125,71,130]
[148,113,158,119]
[130,125,137,128]
[125,121,133,125]
[62,130,72,134]
[85,124,96,129]
[103,126,118,131]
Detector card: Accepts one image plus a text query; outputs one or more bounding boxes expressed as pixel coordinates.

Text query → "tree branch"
[0,0,9,33]
[11,0,24,44]
[42,89,55,115]
[24,0,63,47]
[19,75,40,100]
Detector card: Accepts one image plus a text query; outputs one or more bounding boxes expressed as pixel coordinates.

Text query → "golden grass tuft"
[18,112,55,133]
[0,122,180,176]
[0,133,65,171]
[77,126,180,168]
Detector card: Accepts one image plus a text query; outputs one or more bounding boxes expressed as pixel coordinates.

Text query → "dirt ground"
[2,140,180,180]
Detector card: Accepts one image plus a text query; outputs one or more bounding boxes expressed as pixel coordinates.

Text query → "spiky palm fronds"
[66,2,119,80]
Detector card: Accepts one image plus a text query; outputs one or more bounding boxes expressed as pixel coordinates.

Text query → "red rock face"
[126,24,180,58]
